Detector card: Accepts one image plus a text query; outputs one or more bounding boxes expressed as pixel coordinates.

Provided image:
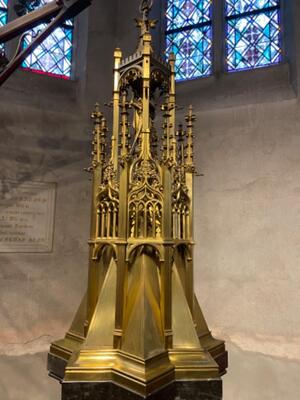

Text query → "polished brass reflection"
[48,1,227,396]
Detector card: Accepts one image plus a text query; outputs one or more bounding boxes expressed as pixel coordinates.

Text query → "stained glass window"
[0,0,8,50]
[166,0,213,81]
[22,0,74,79]
[226,0,281,71]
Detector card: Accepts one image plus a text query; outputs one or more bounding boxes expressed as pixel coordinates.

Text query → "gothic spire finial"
[135,0,156,48]
[90,103,103,168]
[185,105,196,171]
[139,0,153,20]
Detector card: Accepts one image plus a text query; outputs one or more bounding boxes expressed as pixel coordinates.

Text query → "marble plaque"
[0,180,56,253]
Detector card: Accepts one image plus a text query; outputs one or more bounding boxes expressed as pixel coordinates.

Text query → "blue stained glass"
[23,0,74,78]
[64,19,74,27]
[23,24,73,77]
[0,10,7,26]
[0,0,8,9]
[226,10,281,71]
[166,26,212,81]
[166,0,212,81]
[0,1,8,51]
[226,0,279,16]
[0,0,8,26]
[166,0,211,30]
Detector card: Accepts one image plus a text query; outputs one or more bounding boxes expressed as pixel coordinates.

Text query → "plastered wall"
[0,1,299,399]
[192,99,300,399]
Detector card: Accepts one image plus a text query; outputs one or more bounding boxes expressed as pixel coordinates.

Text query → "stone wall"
[0,0,299,399]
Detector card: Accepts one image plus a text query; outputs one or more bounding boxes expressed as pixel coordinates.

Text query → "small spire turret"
[161,97,171,163]
[120,90,131,157]
[177,123,185,166]
[185,105,196,170]
[100,116,108,166]
[90,102,103,170]
[169,106,177,165]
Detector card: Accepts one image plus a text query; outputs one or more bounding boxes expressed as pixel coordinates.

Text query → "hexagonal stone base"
[61,380,222,400]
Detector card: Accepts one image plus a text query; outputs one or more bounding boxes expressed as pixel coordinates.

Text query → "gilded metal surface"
[48,0,227,396]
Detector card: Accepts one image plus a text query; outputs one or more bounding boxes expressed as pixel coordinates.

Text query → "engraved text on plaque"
[0,181,56,253]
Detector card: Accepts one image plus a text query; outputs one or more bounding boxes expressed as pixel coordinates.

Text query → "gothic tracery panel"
[97,188,119,239]
[172,186,190,240]
[129,160,163,239]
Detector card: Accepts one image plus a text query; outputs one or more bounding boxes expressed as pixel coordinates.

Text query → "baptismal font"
[48,1,228,398]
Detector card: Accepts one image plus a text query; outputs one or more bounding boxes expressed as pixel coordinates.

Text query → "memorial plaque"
[0,180,56,253]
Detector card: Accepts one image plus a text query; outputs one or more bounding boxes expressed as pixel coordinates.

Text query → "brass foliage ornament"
[48,1,228,396]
